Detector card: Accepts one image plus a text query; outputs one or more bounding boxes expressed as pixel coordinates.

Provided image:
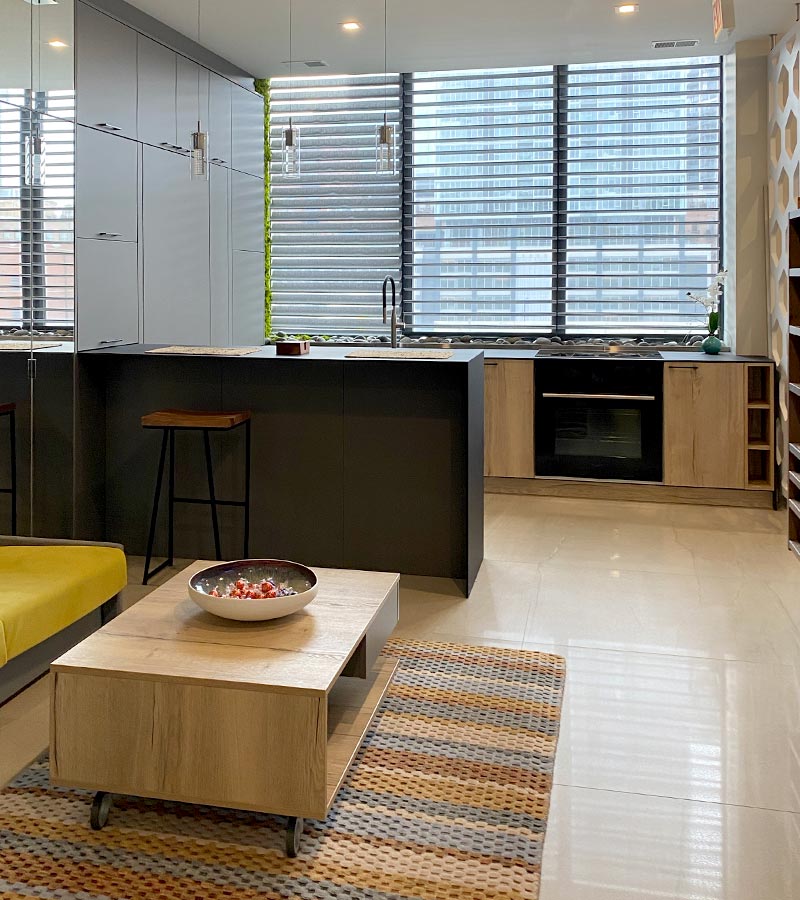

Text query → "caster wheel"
[90,791,112,830]
[285,816,304,857]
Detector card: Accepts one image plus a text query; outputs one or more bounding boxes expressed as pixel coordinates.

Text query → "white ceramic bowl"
[188,559,318,622]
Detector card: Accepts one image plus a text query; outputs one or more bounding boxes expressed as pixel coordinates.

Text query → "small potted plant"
[687,269,727,355]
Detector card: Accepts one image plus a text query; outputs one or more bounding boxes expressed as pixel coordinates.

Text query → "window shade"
[403,68,556,335]
[269,74,401,335]
[0,94,74,332]
[562,59,722,336]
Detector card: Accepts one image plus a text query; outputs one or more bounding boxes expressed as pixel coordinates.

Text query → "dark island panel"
[76,348,484,593]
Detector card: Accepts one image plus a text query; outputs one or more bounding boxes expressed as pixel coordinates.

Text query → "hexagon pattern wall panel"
[769,27,800,484]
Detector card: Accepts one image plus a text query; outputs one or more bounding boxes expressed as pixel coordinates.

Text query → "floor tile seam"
[550,781,800,816]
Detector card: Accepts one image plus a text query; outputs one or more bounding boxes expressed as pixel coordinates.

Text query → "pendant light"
[25,117,46,186]
[190,0,209,180]
[282,0,300,177]
[376,0,395,175]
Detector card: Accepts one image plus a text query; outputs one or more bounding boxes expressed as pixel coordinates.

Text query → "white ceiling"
[127,0,793,77]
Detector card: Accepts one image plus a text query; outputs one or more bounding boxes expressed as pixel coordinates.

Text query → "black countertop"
[483,349,773,364]
[82,344,483,363]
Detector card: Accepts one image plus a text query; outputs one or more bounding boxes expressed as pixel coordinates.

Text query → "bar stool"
[0,402,16,536]
[142,409,252,585]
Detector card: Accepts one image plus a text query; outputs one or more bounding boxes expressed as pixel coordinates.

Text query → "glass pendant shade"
[190,122,209,180]
[376,115,394,175]
[282,121,300,177]
[25,128,46,186]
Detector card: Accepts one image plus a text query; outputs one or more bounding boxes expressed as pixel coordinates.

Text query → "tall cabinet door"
[75,2,138,139]
[232,250,265,346]
[137,36,176,149]
[76,239,139,351]
[664,362,746,489]
[231,84,264,177]
[142,146,210,345]
[484,360,535,478]
[231,170,265,252]
[176,56,209,155]
[76,126,138,241]
[209,74,232,167]
[210,165,231,346]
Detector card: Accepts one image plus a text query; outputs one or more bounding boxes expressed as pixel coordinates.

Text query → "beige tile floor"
[2,495,800,898]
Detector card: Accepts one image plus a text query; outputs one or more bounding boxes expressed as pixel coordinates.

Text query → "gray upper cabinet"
[137,35,176,150]
[75,2,137,139]
[176,56,209,155]
[209,73,232,167]
[231,170,264,253]
[210,165,231,345]
[76,126,138,242]
[142,146,210,345]
[231,83,264,178]
[76,238,139,351]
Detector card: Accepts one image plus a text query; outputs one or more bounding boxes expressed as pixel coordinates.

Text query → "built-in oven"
[535,358,663,482]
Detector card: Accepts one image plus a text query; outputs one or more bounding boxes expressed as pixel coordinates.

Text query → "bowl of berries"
[188,559,318,621]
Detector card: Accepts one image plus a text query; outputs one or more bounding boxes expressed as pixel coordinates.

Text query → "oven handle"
[541,392,657,401]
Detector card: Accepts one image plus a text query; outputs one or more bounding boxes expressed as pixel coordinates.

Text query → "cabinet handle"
[671,365,698,370]
[542,392,656,401]
[98,339,123,345]
[211,157,227,164]
[484,362,499,366]
[95,123,121,130]
[96,232,122,238]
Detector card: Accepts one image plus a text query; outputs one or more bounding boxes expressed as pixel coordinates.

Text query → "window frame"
[401,60,724,340]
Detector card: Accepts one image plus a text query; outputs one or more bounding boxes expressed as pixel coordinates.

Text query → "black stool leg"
[9,410,16,537]
[203,429,222,560]
[243,419,251,558]
[143,429,169,585]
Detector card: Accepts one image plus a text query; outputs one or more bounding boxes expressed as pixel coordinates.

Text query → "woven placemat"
[146,346,262,357]
[0,341,61,350]
[0,639,565,899]
[346,348,454,359]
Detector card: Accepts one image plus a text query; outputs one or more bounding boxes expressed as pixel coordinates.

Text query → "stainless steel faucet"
[382,276,400,348]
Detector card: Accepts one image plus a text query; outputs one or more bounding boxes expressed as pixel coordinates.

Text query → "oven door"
[536,392,663,482]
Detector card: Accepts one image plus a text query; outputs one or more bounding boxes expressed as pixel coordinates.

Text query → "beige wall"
[725,40,771,357]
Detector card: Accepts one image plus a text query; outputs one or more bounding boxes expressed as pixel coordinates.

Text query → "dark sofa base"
[0,594,120,706]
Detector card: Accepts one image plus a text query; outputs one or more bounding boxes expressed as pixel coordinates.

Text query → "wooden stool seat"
[0,401,16,415]
[141,409,252,585]
[141,409,251,430]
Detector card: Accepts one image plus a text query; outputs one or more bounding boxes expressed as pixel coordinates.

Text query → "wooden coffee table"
[50,561,400,856]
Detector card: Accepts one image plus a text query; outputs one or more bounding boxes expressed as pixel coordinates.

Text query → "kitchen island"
[76,345,484,595]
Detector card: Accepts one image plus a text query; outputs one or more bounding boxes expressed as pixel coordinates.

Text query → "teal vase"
[701,334,722,355]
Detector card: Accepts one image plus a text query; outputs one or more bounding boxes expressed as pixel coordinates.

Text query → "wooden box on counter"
[276,341,311,356]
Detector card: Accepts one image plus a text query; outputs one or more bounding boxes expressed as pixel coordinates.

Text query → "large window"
[270,57,722,338]
[269,74,401,335]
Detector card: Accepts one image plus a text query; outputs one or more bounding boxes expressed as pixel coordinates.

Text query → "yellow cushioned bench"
[0,545,127,667]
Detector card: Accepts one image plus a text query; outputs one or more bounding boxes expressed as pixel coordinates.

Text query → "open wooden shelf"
[744,363,775,491]
[325,657,397,810]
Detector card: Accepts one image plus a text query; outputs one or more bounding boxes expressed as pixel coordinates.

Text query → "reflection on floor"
[2,496,800,898]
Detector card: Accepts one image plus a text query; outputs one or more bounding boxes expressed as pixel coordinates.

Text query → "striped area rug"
[0,639,566,900]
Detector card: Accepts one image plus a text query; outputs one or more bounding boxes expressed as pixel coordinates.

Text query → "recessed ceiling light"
[48,39,68,48]
[615,3,639,13]
[341,21,361,32]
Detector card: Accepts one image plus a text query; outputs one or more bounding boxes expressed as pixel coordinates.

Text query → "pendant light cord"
[289,0,293,129]
[197,0,201,128]
[384,0,388,128]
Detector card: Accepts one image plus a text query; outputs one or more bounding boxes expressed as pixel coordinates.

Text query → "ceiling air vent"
[652,39,701,49]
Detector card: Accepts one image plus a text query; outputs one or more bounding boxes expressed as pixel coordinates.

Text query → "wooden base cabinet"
[664,362,746,489]
[484,360,534,478]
